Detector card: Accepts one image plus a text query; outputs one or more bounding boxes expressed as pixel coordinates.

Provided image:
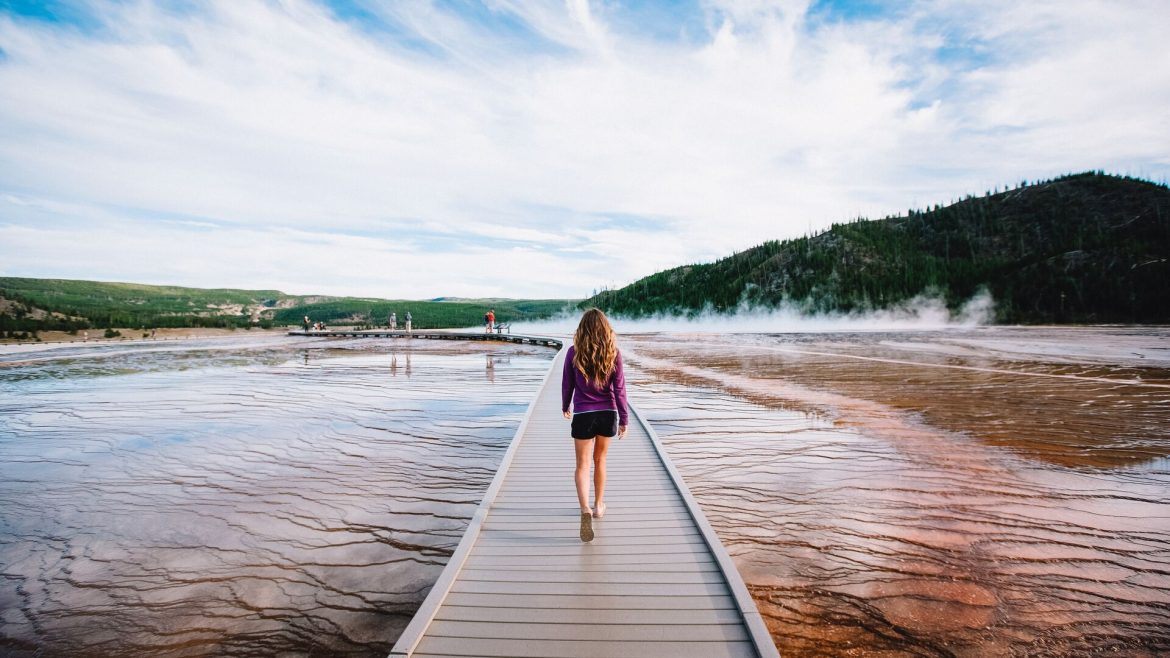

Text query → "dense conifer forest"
[584,173,1170,323]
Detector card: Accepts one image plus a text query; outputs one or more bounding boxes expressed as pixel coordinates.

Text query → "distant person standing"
[488,308,496,333]
[562,308,628,543]
[405,311,412,334]
[389,312,397,330]
[303,315,310,331]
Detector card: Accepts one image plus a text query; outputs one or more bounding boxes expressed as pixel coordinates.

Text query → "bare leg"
[574,438,593,513]
[593,434,611,517]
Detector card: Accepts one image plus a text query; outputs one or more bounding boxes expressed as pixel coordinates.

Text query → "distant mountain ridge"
[584,172,1170,323]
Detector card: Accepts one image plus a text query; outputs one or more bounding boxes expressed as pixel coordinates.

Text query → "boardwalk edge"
[630,403,782,658]
[388,345,566,657]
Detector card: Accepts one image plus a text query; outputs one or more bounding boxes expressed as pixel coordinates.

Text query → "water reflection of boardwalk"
[389,346,778,658]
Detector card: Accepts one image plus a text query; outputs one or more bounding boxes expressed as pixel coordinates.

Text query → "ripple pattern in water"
[0,337,552,656]
[624,327,1170,657]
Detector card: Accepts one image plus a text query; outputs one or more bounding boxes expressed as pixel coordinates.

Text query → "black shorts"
[571,410,619,440]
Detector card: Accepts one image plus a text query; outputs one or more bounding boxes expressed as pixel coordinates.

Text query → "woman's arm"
[561,346,576,418]
[612,351,628,437]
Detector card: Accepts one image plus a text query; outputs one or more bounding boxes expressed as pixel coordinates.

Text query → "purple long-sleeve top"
[561,345,629,426]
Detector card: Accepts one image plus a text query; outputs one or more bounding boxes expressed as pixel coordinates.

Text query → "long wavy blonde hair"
[572,308,618,388]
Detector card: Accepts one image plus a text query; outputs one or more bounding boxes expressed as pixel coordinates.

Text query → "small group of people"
[390,311,409,332]
[302,316,328,331]
[483,308,495,333]
[386,311,412,333]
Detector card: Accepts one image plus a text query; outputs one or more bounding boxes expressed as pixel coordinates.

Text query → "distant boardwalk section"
[288,328,563,349]
[386,346,779,658]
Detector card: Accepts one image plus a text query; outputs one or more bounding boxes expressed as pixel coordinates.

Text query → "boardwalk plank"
[426,620,749,642]
[442,592,738,610]
[477,529,704,540]
[475,534,706,547]
[455,569,725,584]
[482,517,697,526]
[460,557,721,573]
[450,580,730,597]
[473,531,705,543]
[498,485,679,493]
[493,491,683,501]
[414,637,757,658]
[462,554,719,568]
[432,606,744,625]
[487,509,685,518]
[467,538,706,552]
[489,501,685,511]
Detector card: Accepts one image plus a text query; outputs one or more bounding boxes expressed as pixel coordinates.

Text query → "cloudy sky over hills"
[1,0,1167,298]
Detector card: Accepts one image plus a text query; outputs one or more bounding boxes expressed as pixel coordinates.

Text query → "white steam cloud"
[510,288,996,335]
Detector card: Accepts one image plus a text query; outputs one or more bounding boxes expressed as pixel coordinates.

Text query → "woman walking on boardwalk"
[562,308,628,542]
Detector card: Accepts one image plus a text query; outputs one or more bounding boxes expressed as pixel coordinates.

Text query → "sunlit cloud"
[1,0,1166,298]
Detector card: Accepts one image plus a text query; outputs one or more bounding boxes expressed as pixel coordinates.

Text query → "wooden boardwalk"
[289,328,563,349]
[389,346,779,658]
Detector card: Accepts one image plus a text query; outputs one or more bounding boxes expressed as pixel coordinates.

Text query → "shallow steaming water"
[0,336,553,656]
[623,326,1170,657]
[2,327,1169,657]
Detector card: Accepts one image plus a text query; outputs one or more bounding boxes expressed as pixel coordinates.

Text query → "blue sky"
[1,0,1167,298]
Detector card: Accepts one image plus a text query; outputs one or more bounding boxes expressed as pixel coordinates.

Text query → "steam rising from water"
[512,289,996,334]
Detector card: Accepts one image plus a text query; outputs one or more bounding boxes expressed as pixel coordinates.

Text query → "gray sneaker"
[579,512,594,542]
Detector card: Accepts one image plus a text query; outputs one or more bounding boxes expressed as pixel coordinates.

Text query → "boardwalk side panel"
[631,403,781,658]
[388,347,564,657]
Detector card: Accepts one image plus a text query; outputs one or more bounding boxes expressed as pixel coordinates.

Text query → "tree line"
[586,172,1170,323]
[0,276,575,338]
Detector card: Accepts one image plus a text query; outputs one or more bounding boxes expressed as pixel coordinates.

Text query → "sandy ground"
[0,326,293,347]
[0,326,555,358]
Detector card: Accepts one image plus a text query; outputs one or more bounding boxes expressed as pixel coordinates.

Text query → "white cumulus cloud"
[0,0,1166,298]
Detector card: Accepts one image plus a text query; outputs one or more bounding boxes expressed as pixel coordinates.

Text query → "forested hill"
[0,277,572,335]
[585,172,1170,323]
